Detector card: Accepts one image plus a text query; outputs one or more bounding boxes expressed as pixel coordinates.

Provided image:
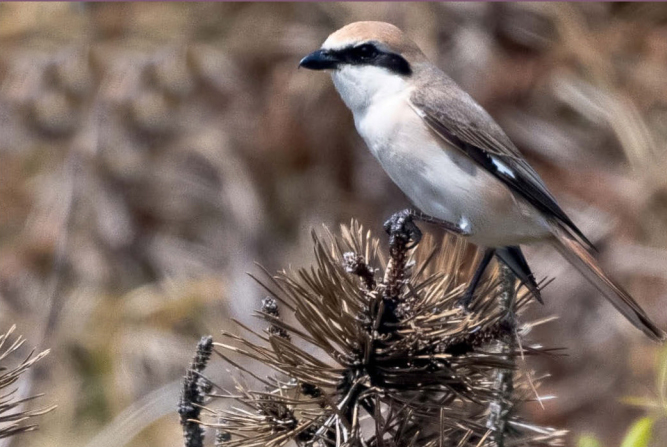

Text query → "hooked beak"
[299,49,340,70]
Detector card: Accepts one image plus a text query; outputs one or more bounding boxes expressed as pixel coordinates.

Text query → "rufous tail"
[551,225,665,341]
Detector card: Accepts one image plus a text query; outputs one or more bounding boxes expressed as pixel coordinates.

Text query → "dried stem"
[486,263,518,447]
[383,238,410,301]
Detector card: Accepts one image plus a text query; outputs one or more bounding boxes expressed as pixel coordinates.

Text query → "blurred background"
[1,2,667,447]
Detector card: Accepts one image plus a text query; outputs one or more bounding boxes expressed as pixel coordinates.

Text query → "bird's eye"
[351,44,378,61]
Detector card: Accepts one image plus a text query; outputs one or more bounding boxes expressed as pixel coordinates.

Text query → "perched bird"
[299,21,665,341]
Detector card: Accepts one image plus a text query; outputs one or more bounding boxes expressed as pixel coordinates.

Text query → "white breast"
[331,70,551,247]
[331,65,410,115]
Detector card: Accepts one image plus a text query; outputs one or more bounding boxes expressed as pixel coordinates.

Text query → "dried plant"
[180,220,566,447]
[0,325,53,440]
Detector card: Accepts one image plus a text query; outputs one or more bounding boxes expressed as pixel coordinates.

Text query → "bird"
[299,21,665,341]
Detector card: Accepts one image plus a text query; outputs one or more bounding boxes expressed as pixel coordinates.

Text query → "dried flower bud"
[343,252,377,290]
[179,335,213,447]
[261,296,280,316]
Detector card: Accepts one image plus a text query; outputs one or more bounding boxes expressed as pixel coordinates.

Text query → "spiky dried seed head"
[185,221,564,447]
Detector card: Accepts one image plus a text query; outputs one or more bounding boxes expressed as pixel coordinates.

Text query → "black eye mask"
[300,42,412,76]
[333,43,412,76]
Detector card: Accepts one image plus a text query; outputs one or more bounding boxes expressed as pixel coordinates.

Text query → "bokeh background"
[1,2,667,447]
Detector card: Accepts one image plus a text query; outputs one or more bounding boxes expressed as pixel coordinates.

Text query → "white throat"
[330,65,409,116]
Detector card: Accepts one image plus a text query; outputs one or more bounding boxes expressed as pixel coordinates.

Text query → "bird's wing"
[409,78,593,250]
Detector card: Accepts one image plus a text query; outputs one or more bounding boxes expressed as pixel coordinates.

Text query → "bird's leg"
[384,209,470,249]
[458,247,496,310]
[409,210,470,236]
[383,209,422,249]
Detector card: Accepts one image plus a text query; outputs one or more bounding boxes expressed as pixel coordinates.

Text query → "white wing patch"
[491,157,516,179]
[458,216,472,234]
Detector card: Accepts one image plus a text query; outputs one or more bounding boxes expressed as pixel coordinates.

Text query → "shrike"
[299,21,664,341]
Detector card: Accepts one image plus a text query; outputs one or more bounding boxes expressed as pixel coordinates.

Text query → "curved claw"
[403,219,422,249]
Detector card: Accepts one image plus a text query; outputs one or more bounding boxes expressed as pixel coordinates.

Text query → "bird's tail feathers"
[550,224,665,342]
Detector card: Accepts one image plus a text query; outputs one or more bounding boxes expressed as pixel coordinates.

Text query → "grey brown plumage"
[409,74,593,249]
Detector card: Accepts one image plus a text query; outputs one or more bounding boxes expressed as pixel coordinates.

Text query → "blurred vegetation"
[0,2,666,447]
[578,343,667,447]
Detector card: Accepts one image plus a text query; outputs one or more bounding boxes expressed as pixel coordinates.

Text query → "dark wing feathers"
[410,78,594,250]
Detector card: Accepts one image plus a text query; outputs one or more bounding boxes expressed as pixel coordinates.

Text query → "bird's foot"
[383,209,422,249]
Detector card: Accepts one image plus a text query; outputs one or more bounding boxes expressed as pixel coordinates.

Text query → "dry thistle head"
[0,325,54,440]
[181,220,565,447]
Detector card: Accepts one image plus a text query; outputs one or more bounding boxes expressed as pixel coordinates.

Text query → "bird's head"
[300,22,427,113]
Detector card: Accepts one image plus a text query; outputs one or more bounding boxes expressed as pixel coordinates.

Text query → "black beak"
[299,49,340,70]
